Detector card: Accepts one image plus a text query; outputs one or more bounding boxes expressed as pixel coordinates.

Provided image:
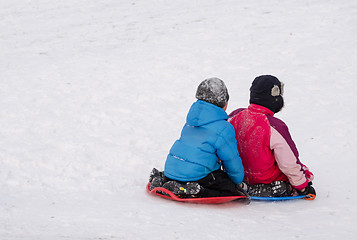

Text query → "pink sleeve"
[270,127,308,190]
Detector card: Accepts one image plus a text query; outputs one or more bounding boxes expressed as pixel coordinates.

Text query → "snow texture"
[0,0,356,239]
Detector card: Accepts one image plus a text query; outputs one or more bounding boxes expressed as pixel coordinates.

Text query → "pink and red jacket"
[228,104,314,190]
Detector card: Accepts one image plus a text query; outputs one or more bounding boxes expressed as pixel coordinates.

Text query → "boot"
[149,168,165,190]
[162,181,201,197]
[248,181,292,197]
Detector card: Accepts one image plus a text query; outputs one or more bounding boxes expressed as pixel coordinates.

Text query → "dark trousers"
[165,169,244,198]
[197,170,244,197]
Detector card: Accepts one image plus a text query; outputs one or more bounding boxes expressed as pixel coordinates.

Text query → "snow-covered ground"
[0,0,356,239]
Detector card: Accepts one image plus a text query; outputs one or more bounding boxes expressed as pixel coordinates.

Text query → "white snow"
[0,0,356,239]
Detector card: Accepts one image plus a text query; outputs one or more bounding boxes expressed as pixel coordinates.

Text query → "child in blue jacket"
[149,78,247,198]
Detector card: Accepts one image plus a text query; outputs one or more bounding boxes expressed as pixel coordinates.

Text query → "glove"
[302,164,314,181]
[236,184,251,204]
[298,182,316,200]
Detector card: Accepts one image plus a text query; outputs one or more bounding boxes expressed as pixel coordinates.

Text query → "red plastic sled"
[146,183,249,204]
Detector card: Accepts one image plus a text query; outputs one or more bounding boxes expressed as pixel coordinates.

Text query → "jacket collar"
[248,104,274,116]
[186,100,228,126]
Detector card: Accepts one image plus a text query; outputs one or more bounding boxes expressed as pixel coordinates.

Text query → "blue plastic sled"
[251,195,314,201]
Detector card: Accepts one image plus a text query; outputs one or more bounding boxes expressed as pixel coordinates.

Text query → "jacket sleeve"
[270,126,310,190]
[215,124,244,184]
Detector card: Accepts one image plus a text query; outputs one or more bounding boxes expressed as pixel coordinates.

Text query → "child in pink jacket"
[229,75,316,199]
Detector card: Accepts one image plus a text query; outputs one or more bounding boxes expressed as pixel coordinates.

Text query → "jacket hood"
[186,100,228,126]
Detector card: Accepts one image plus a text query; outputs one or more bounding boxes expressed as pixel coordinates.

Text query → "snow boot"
[149,168,165,190]
[247,181,292,197]
[162,181,202,197]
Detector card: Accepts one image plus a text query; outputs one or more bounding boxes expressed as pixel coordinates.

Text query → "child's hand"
[298,182,316,199]
[302,164,314,181]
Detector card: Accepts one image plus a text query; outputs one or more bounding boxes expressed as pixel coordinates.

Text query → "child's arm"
[270,125,314,191]
[215,124,244,184]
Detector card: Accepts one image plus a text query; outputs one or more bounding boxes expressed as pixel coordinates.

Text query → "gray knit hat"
[195,77,229,108]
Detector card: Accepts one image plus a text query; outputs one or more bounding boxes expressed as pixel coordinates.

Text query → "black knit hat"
[196,77,229,108]
[249,75,284,113]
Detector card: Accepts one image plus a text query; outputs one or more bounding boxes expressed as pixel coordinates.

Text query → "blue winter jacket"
[164,100,244,184]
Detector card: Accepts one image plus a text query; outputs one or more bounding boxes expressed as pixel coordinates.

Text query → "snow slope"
[0,0,356,239]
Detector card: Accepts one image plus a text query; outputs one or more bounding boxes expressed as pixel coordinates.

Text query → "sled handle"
[304,193,316,200]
